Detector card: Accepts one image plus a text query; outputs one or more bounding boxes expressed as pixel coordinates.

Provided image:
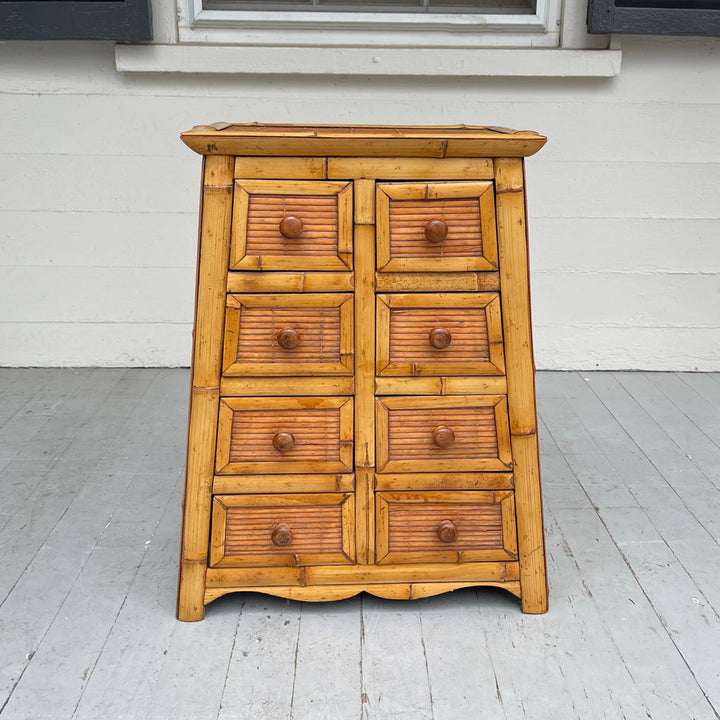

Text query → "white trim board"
[114,45,622,77]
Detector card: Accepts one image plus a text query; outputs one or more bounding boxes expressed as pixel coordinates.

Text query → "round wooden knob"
[271,523,293,547]
[432,425,455,448]
[424,220,448,243]
[429,328,452,349]
[437,519,458,543]
[279,215,303,239]
[276,328,300,350]
[272,432,295,452]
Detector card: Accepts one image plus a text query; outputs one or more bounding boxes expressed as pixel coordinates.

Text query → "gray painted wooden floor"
[0,369,719,720]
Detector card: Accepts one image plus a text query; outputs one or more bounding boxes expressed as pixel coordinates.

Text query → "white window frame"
[178,0,561,47]
[116,0,622,77]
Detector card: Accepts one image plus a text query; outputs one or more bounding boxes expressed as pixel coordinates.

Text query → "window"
[588,0,720,34]
[204,0,535,13]
[179,0,558,46]
[0,0,152,40]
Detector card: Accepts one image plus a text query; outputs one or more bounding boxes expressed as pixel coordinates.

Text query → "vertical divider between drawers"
[353,178,377,565]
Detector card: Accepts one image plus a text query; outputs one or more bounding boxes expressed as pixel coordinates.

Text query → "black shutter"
[0,0,152,40]
[588,0,720,35]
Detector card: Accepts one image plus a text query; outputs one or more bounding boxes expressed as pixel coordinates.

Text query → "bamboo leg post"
[177,155,235,621]
[495,157,549,614]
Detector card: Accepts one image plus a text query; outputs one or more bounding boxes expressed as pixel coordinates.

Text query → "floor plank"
[71,478,187,719]
[217,594,300,720]
[650,372,720,452]
[0,370,184,715]
[419,589,505,720]
[0,368,125,529]
[553,505,716,720]
[0,370,158,602]
[0,469,178,719]
[0,368,58,434]
[480,513,651,720]
[138,597,240,720]
[291,597,363,720]
[536,415,593,511]
[600,506,720,716]
[541,371,720,716]
[536,377,639,510]
[361,595,434,720]
[615,371,720,491]
[680,372,720,399]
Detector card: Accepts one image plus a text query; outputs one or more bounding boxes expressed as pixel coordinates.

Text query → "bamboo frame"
[495,156,548,614]
[212,473,355,495]
[206,559,519,587]
[220,376,355,397]
[353,180,377,565]
[374,272,500,293]
[204,580,520,604]
[327,157,494,180]
[226,271,354,293]
[176,155,234,622]
[375,472,514,491]
[181,124,547,158]
[374,376,508,396]
[234,156,327,179]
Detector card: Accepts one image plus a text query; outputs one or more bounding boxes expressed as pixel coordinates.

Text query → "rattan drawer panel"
[230,179,353,271]
[223,293,354,377]
[215,397,354,475]
[210,493,355,567]
[375,490,517,564]
[376,292,504,376]
[376,181,498,273]
[376,395,512,473]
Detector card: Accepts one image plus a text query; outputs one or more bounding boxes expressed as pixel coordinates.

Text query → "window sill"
[114,44,622,77]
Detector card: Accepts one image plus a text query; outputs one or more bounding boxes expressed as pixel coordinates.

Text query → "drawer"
[210,493,355,567]
[376,292,504,376]
[230,179,353,271]
[376,181,498,273]
[223,293,354,377]
[215,397,354,474]
[376,395,512,473]
[375,490,517,564]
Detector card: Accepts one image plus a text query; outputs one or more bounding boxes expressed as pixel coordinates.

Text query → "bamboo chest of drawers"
[177,124,548,621]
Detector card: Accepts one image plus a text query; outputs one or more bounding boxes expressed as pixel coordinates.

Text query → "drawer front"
[230,179,353,271]
[376,181,498,273]
[376,293,504,376]
[376,490,517,564]
[376,395,512,473]
[223,293,354,377]
[215,397,353,474]
[210,493,355,567]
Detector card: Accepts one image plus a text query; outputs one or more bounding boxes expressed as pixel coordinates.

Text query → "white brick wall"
[1,37,719,369]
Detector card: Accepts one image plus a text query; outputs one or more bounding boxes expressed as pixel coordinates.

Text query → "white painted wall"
[1,37,719,369]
